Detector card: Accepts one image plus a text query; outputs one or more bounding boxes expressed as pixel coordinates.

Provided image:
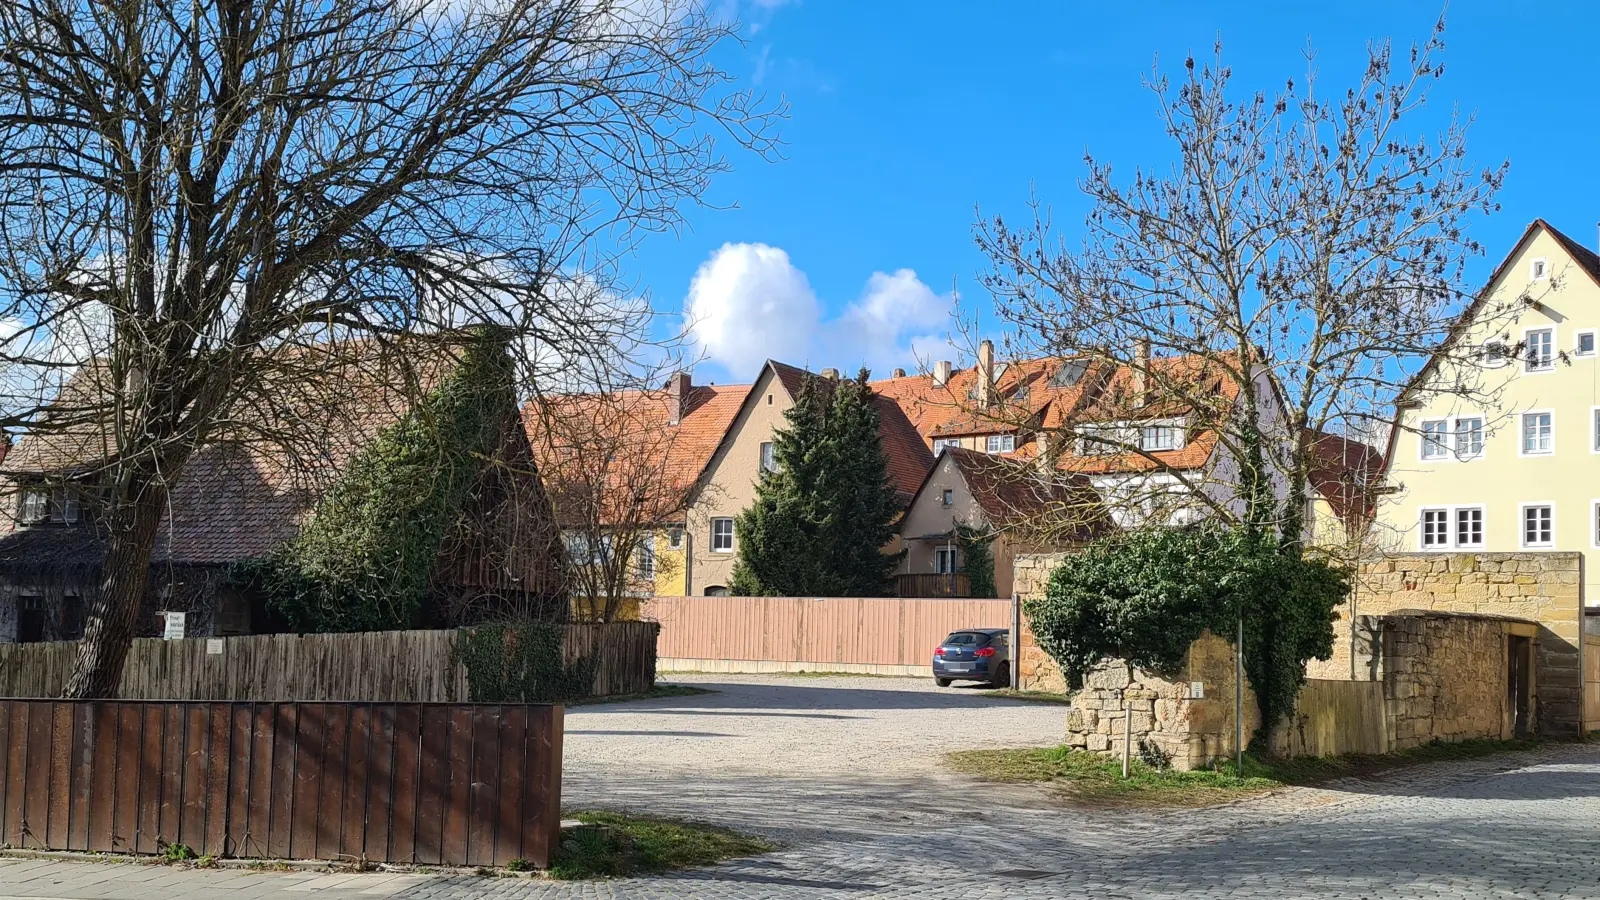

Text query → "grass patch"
[548,811,776,880]
[948,738,1541,808]
[566,685,716,707]
[947,746,1278,808]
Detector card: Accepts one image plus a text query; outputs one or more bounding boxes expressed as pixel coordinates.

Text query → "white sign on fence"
[1189,681,1205,699]
[162,611,187,640]
[206,638,224,656]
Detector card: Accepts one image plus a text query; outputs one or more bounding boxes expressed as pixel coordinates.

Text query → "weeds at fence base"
[548,811,775,880]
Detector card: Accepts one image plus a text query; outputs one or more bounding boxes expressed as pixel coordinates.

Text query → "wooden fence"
[0,700,563,867]
[643,595,1013,675]
[0,623,658,701]
[1267,678,1389,758]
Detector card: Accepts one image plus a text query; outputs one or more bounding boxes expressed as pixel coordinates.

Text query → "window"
[1521,411,1553,455]
[17,488,47,524]
[634,541,655,579]
[562,532,611,566]
[60,595,84,641]
[941,489,954,507]
[1454,417,1484,459]
[704,585,728,597]
[1079,424,1123,455]
[15,595,44,643]
[1140,423,1183,452]
[710,517,734,553]
[1593,408,1600,453]
[1579,330,1597,358]
[759,441,777,473]
[1525,327,1554,372]
[1052,359,1088,387]
[1420,508,1449,549]
[60,491,80,525]
[1522,504,1554,548]
[1481,339,1510,368]
[1531,257,1549,280]
[1420,419,1449,460]
[934,546,958,574]
[667,527,684,550]
[985,434,1015,454]
[1592,500,1600,548]
[1454,507,1484,549]
[933,438,959,453]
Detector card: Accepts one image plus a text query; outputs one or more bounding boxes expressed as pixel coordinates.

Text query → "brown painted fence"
[642,595,1013,673]
[0,700,563,867]
[0,624,658,701]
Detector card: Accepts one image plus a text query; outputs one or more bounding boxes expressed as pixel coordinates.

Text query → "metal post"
[1122,663,1132,779]
[1009,593,1020,689]
[1235,613,1244,777]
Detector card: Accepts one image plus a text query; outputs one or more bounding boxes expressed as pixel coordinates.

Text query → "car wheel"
[990,662,1010,688]
[935,677,953,687]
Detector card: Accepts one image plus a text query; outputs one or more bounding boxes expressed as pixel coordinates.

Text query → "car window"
[945,632,986,645]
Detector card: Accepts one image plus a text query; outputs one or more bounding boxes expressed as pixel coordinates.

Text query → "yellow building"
[1378,218,1600,606]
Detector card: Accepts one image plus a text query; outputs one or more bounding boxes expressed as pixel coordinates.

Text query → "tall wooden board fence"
[643,595,1013,674]
[0,700,563,867]
[0,624,658,701]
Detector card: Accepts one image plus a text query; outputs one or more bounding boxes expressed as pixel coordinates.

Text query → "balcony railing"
[895,573,973,598]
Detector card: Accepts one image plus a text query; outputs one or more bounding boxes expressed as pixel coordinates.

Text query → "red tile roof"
[1305,430,1386,532]
[938,447,1108,541]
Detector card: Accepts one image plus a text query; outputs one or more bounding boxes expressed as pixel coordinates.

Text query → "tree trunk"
[61,478,171,699]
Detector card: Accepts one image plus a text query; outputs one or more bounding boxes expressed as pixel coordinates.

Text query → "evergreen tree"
[730,368,902,596]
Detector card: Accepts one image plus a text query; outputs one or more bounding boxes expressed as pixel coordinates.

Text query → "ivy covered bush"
[237,331,514,633]
[1025,527,1347,734]
[453,620,598,703]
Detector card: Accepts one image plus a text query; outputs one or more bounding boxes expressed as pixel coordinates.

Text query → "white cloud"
[685,243,955,380]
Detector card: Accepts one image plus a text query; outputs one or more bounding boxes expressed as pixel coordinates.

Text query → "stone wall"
[1012,553,1069,693]
[1320,553,1583,735]
[1376,612,1522,749]
[1062,632,1260,771]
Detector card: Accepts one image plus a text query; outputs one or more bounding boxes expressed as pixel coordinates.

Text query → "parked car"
[933,628,1010,687]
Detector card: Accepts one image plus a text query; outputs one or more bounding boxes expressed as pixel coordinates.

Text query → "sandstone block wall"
[1012,553,1069,693]
[1377,613,1518,749]
[1317,553,1583,735]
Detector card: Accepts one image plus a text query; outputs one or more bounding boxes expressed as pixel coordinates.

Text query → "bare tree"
[0,0,778,696]
[976,22,1507,548]
[530,387,701,622]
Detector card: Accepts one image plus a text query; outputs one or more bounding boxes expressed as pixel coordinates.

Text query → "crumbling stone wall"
[1321,553,1583,736]
[1377,613,1519,748]
[1012,553,1069,693]
[1062,632,1261,772]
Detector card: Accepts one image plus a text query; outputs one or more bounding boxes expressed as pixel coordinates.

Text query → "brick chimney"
[1132,338,1151,404]
[821,367,840,380]
[976,340,995,408]
[666,371,691,426]
[933,360,953,387]
[892,367,906,378]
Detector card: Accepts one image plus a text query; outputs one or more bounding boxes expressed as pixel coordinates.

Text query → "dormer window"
[985,434,1015,454]
[1140,421,1185,452]
[1052,359,1088,387]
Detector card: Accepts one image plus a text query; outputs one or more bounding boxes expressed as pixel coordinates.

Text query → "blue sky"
[632,1,1597,386]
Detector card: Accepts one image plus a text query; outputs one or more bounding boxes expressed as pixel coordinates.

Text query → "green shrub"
[454,620,598,703]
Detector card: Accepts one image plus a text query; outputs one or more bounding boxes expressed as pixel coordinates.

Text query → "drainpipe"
[1010,593,1020,689]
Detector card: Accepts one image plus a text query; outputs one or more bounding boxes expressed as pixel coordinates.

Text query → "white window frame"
[759,441,777,473]
[634,540,656,579]
[1592,499,1600,549]
[1520,502,1555,549]
[1523,326,1556,374]
[1139,420,1186,452]
[933,438,959,453]
[1480,338,1511,369]
[710,517,734,553]
[1453,416,1485,460]
[1577,329,1598,358]
[1419,418,1449,461]
[1519,409,1555,457]
[1418,507,1450,550]
[1531,257,1549,281]
[985,434,1015,454]
[1453,505,1485,550]
[933,546,958,574]
[18,488,48,524]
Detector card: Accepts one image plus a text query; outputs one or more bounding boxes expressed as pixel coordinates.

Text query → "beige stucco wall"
[1378,226,1600,607]
[685,368,793,595]
[1319,552,1584,735]
[895,452,1017,597]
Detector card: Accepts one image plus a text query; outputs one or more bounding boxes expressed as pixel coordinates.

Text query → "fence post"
[1009,593,1020,689]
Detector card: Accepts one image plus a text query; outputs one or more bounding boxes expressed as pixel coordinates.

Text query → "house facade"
[1377,218,1600,605]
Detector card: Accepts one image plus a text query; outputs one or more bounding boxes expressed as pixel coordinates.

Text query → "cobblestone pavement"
[4,675,1599,899]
